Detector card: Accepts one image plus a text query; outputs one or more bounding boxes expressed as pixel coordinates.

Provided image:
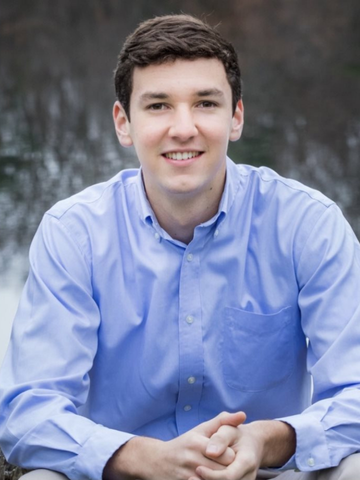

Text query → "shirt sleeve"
[279,204,360,471]
[0,214,134,480]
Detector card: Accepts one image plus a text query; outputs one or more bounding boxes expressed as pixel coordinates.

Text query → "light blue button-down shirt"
[1,159,360,480]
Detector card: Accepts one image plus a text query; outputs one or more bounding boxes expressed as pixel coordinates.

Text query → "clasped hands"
[176,410,263,480]
[187,411,262,480]
[104,411,290,480]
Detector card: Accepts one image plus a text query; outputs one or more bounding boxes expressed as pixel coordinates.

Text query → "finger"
[194,433,235,466]
[196,463,256,480]
[196,451,257,480]
[208,445,236,466]
[196,411,246,438]
[199,456,233,472]
[196,464,229,480]
[206,425,240,458]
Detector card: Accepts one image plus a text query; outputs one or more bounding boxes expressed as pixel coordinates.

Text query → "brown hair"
[114,14,242,120]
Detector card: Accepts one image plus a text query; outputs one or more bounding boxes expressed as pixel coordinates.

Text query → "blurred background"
[0,0,359,364]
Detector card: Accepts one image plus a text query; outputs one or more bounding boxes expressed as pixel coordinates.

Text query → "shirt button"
[307,458,315,467]
[186,253,193,262]
[186,315,194,324]
[154,232,160,241]
[184,405,192,411]
[214,229,219,237]
[187,376,196,384]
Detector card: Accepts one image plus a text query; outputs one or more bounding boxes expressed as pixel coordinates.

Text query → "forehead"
[131,58,231,100]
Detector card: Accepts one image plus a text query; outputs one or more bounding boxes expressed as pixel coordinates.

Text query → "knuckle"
[210,431,223,442]
[182,447,201,469]
[188,432,204,450]
[240,452,258,472]
[248,453,258,469]
[217,470,232,480]
[218,425,230,435]
[187,431,197,444]
[219,411,229,421]
[224,446,236,460]
[216,425,234,441]
[182,449,193,467]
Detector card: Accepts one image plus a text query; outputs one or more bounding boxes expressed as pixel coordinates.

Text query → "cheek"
[202,127,231,148]
[136,126,165,149]
[200,115,233,140]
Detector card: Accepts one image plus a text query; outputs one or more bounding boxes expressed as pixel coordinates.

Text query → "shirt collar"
[218,157,241,216]
[134,157,241,226]
[135,168,155,225]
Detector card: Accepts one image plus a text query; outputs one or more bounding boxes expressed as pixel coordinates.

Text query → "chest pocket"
[221,306,295,392]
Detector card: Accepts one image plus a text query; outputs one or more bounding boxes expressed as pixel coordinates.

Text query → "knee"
[318,453,360,480]
[20,469,69,480]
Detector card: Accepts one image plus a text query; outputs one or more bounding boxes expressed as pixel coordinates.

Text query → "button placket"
[176,247,204,434]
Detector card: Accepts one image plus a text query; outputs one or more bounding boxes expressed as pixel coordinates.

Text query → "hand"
[103,411,246,480]
[193,420,296,480]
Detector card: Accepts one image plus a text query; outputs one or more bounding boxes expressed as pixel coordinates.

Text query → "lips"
[163,151,202,161]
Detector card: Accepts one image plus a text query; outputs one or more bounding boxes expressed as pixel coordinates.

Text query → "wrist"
[242,420,296,468]
[103,436,163,480]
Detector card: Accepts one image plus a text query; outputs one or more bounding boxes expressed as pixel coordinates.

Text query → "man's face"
[113,58,243,205]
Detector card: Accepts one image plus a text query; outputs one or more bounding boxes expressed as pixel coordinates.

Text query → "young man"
[1,14,360,480]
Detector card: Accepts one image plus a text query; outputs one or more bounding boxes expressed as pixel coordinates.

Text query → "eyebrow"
[139,92,169,102]
[139,88,224,103]
[197,89,224,98]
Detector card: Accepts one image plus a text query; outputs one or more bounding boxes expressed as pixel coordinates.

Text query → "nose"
[168,106,198,141]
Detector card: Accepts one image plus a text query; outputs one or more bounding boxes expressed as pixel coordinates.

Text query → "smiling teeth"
[165,151,200,160]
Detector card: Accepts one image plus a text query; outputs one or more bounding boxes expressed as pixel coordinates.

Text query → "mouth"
[163,151,203,161]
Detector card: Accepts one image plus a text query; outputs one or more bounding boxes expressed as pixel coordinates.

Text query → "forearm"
[0,396,132,480]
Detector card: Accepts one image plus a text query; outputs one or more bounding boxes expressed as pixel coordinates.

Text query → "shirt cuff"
[71,424,135,480]
[278,414,331,471]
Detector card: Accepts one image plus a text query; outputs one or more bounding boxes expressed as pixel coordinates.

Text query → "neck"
[147,182,225,244]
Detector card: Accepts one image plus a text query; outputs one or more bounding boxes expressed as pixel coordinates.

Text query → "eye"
[197,100,218,108]
[148,103,168,111]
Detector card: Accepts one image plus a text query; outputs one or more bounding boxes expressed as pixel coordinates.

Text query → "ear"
[113,101,133,147]
[229,100,244,142]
